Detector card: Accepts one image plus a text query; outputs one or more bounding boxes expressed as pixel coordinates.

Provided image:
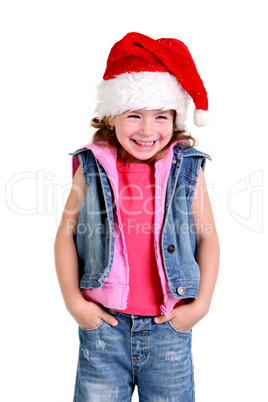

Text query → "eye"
[127,114,140,119]
[156,115,168,120]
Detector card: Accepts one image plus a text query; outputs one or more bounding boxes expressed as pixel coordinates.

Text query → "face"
[109,109,174,162]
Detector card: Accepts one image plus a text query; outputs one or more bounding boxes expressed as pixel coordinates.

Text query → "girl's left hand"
[154,299,208,332]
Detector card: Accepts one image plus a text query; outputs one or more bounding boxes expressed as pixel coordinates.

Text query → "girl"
[54,32,220,401]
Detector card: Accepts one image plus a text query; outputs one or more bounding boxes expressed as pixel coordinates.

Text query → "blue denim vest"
[70,145,211,301]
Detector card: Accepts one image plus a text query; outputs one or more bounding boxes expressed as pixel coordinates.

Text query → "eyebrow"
[129,110,173,115]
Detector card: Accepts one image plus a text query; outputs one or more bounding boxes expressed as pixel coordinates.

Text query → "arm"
[191,167,220,314]
[54,165,118,328]
[154,167,220,330]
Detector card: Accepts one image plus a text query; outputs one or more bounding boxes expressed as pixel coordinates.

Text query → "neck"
[117,150,153,165]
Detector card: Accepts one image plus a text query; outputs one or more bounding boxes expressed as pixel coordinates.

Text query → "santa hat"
[96,32,209,128]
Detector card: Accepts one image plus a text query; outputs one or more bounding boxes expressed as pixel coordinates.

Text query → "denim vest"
[70,143,211,312]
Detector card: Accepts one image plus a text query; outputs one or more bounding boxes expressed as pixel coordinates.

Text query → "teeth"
[134,140,154,147]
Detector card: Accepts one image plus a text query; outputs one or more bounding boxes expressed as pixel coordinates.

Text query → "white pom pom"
[194,109,209,127]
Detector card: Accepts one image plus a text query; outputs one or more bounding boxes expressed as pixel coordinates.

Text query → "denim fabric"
[74,153,115,289]
[73,309,195,402]
[161,146,210,299]
[70,145,211,301]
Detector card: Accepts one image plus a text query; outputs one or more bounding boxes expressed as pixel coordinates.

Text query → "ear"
[108,116,114,127]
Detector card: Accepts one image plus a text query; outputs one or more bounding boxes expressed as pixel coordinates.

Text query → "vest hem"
[81,284,129,310]
[168,281,200,299]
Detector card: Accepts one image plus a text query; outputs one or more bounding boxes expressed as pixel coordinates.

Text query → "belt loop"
[109,309,118,315]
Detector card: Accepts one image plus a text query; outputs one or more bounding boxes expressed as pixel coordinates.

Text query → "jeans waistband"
[99,304,157,318]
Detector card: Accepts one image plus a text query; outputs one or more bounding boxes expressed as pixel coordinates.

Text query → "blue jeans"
[73,308,195,401]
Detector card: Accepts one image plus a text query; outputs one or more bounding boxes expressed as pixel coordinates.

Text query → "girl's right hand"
[69,299,118,329]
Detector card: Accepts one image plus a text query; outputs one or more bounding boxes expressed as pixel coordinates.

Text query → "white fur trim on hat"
[95,71,189,128]
[194,109,210,127]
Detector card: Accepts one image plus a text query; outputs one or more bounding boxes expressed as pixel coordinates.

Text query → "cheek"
[115,130,130,148]
[164,129,173,142]
[115,125,132,141]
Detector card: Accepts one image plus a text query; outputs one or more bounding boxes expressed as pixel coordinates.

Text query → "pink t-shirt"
[115,159,163,316]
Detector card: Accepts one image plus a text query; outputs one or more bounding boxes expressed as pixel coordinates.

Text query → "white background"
[1,0,267,401]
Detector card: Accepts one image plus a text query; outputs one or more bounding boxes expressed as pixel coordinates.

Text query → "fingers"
[75,301,118,329]
[101,311,118,326]
[95,304,118,327]
[154,312,172,324]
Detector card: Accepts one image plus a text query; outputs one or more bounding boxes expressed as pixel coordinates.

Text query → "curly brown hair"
[91,114,197,164]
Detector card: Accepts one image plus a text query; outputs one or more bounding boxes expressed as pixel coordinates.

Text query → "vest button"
[177,286,186,296]
[167,244,175,253]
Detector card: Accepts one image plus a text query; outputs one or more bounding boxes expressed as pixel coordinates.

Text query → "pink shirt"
[114,159,163,316]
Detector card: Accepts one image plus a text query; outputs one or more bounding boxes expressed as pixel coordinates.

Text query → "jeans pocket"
[167,320,192,335]
[79,319,104,332]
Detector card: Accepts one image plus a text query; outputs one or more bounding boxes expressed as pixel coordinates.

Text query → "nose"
[138,117,155,137]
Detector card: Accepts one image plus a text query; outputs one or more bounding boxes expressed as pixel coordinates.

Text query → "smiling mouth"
[132,139,155,147]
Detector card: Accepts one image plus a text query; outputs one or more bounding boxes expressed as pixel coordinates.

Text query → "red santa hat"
[96,32,209,128]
